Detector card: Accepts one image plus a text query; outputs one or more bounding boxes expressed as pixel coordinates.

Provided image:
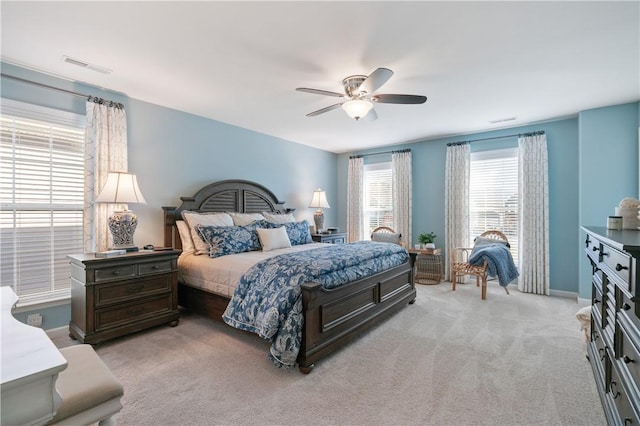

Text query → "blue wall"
[578,102,639,298]
[1,62,336,328]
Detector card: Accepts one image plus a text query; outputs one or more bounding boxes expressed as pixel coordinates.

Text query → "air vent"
[489,117,517,124]
[62,55,112,75]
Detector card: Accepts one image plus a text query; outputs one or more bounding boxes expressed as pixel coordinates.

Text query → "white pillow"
[176,220,195,254]
[262,211,296,224]
[182,211,234,255]
[228,212,265,226]
[257,226,292,252]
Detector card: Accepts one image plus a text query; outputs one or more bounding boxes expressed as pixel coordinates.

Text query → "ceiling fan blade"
[306,103,343,117]
[356,68,394,95]
[362,108,378,121]
[372,94,427,104]
[296,87,345,98]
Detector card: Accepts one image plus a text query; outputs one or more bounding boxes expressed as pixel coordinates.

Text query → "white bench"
[48,345,124,426]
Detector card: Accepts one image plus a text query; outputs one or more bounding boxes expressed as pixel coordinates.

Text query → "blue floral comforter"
[222,241,409,368]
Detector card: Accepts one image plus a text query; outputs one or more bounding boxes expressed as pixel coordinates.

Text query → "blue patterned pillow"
[195,221,266,258]
[268,220,312,246]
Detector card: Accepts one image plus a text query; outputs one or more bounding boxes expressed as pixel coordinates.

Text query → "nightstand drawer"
[94,264,137,283]
[95,295,173,331]
[139,259,174,276]
[95,275,172,306]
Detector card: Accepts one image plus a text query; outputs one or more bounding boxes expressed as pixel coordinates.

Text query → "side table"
[407,248,442,284]
[311,233,346,244]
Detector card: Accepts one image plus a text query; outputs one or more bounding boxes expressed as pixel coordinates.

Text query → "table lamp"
[95,171,147,252]
[309,188,330,233]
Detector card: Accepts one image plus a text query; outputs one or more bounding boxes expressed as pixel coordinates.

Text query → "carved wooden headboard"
[162,179,290,249]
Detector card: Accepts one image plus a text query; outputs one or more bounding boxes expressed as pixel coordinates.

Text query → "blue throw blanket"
[222,241,408,368]
[468,243,519,287]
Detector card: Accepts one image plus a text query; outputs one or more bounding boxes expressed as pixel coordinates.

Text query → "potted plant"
[418,232,437,249]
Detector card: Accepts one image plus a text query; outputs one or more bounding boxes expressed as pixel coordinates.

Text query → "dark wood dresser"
[68,250,181,344]
[582,226,640,424]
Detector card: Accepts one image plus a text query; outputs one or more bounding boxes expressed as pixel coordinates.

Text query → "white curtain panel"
[392,150,412,247]
[347,156,364,242]
[84,100,128,252]
[518,132,550,295]
[445,143,470,281]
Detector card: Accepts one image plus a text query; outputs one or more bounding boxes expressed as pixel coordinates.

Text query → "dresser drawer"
[94,275,172,307]
[95,295,173,331]
[94,264,137,283]
[601,245,632,288]
[618,319,640,391]
[139,259,174,276]
[610,361,639,425]
[585,234,601,264]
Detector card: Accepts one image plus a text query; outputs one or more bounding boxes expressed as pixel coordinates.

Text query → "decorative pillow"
[176,220,195,254]
[474,236,510,248]
[181,211,234,255]
[195,222,264,258]
[228,212,266,226]
[269,220,313,246]
[371,232,402,245]
[262,211,296,224]
[257,226,292,252]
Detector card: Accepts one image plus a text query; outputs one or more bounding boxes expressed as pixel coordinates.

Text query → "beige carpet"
[53,282,604,426]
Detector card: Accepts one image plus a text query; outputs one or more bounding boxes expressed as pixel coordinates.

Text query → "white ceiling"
[2,1,639,154]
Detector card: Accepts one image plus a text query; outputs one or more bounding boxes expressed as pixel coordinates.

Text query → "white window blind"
[363,162,393,238]
[1,99,85,304]
[469,148,519,265]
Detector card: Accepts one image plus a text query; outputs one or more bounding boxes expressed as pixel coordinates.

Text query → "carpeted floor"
[52,282,604,426]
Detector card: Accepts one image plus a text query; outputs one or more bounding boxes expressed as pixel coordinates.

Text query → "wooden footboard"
[298,258,415,373]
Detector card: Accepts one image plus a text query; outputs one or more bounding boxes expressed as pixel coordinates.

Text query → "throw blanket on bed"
[222,241,409,368]
[468,243,519,287]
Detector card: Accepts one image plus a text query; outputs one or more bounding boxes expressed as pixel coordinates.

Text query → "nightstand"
[67,250,181,344]
[311,233,347,244]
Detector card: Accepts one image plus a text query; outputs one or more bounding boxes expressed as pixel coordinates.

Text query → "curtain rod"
[349,148,410,159]
[1,73,124,109]
[447,130,545,146]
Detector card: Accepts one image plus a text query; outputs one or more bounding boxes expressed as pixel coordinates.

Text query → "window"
[469,148,519,264]
[1,99,85,304]
[363,162,393,238]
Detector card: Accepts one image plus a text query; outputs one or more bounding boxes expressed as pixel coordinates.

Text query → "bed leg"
[299,364,314,374]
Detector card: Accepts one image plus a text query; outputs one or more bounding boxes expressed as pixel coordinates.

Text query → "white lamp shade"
[341,99,373,120]
[95,172,147,204]
[309,189,330,209]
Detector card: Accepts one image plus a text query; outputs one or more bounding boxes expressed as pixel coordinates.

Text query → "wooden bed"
[162,179,416,373]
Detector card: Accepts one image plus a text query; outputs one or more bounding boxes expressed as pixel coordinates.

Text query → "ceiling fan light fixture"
[342,99,373,120]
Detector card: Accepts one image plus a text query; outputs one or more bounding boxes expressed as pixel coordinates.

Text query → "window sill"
[13,295,71,313]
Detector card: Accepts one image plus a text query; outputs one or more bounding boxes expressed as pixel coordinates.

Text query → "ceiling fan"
[296,67,427,121]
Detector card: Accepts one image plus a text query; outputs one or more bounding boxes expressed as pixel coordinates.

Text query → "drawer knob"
[624,355,635,364]
[112,270,120,276]
[632,296,640,304]
[152,265,160,270]
[592,246,599,252]
[593,298,601,304]
[601,251,609,257]
[616,263,629,272]
[623,303,631,311]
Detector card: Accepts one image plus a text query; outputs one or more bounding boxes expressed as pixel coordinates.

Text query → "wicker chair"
[450,230,511,300]
[370,226,403,246]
